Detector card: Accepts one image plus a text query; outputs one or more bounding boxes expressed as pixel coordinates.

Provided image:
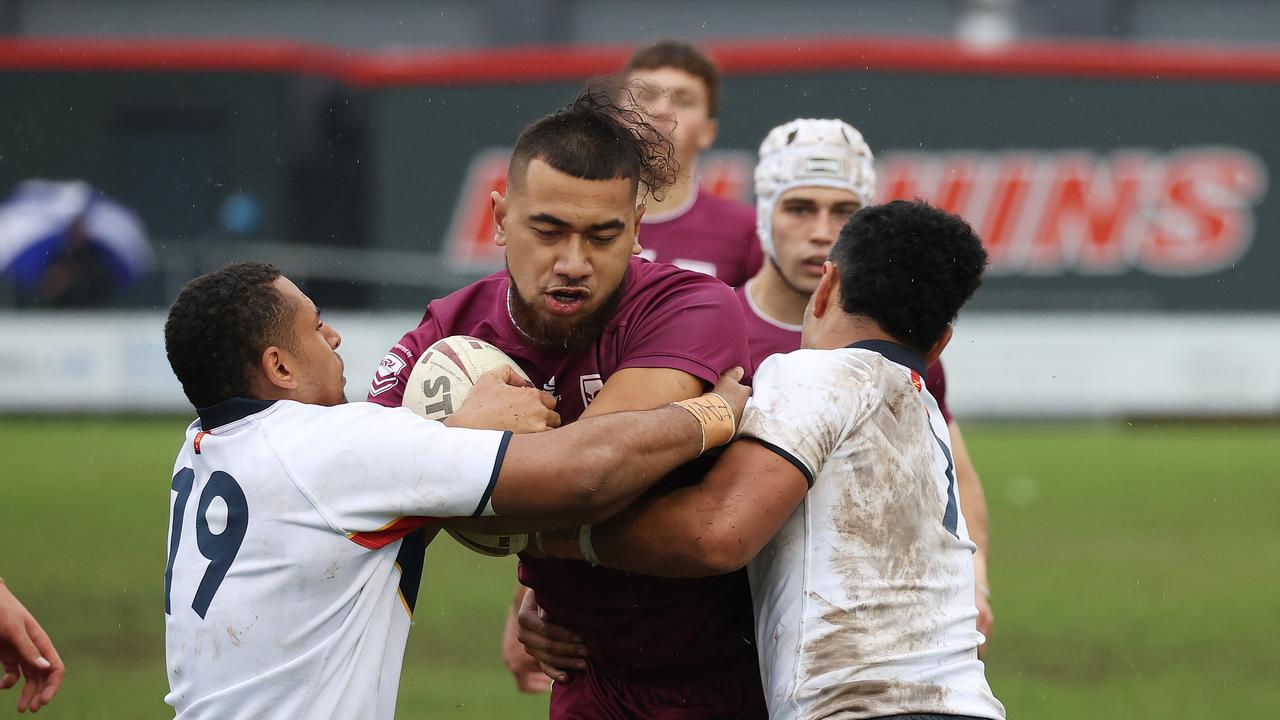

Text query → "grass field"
[1,417,1277,718]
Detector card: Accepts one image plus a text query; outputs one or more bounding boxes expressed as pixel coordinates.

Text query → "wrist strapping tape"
[578,525,600,567]
[670,392,737,454]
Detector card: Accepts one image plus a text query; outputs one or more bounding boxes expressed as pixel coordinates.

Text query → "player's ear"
[925,324,953,367]
[260,345,299,393]
[491,191,509,247]
[632,202,647,254]
[812,261,838,319]
[697,117,718,152]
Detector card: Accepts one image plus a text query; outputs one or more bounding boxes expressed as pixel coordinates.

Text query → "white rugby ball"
[400,335,532,557]
[401,335,531,421]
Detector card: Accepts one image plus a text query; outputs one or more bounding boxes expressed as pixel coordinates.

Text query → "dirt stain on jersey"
[801,677,948,719]
[800,362,962,716]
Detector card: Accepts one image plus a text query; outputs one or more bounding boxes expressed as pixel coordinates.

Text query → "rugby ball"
[400,335,532,557]
[401,335,532,421]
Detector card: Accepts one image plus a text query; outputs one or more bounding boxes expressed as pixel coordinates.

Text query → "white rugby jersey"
[740,342,1004,720]
[163,398,509,720]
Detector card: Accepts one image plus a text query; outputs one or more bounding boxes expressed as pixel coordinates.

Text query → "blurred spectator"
[0,180,153,307]
[621,41,763,286]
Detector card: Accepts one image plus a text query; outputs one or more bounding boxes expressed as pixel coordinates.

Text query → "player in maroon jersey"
[368,87,766,718]
[517,120,996,685]
[620,41,762,286]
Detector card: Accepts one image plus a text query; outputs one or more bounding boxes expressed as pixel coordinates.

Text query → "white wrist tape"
[578,525,601,567]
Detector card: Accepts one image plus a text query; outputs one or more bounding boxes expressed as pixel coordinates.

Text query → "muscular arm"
[524,363,706,520]
[558,439,809,577]
[490,403,704,519]
[450,368,735,532]
[581,366,705,417]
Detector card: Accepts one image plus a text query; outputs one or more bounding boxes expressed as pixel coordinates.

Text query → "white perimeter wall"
[1,312,1277,418]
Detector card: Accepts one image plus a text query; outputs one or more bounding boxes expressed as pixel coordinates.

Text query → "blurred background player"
[367,87,767,717]
[621,41,763,286]
[162,262,748,720]
[0,578,63,714]
[743,118,995,647]
[530,200,1003,720]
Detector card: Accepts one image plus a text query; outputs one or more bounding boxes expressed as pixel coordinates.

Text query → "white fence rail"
[2,312,1278,418]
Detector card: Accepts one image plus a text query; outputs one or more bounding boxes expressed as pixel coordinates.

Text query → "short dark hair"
[164,262,295,409]
[830,200,988,354]
[508,83,678,202]
[624,40,721,118]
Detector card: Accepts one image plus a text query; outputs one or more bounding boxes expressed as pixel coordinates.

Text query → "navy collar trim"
[846,340,929,379]
[197,397,278,430]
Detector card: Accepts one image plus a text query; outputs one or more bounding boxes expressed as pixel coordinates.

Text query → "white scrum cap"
[754,119,876,261]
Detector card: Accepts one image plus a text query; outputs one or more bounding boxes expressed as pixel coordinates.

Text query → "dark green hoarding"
[2,40,1275,311]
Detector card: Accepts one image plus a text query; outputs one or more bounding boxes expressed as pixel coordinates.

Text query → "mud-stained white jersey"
[163,398,509,720]
[739,342,1005,720]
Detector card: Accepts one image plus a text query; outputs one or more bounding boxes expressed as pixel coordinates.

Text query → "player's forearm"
[592,491,751,577]
[535,515,743,578]
[498,403,711,520]
[535,485,758,578]
[536,441,806,576]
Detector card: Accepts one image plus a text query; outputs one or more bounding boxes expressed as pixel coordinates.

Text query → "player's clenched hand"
[447,366,560,434]
[515,590,587,685]
[0,580,64,713]
[711,366,750,429]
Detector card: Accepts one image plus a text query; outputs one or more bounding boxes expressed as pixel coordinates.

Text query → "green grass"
[1,417,1277,718]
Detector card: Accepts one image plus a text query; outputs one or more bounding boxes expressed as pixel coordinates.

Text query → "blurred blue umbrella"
[0,180,153,291]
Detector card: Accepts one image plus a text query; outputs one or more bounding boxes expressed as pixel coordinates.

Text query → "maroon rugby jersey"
[637,189,763,287]
[735,282,954,422]
[368,257,758,682]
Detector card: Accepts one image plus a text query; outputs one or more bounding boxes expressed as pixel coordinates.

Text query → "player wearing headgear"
[621,40,763,286]
[742,119,995,645]
[368,87,766,717]
[532,200,1006,720]
[161,262,749,720]
[742,118,876,370]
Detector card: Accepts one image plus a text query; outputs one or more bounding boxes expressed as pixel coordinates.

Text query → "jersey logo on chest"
[369,353,407,396]
[579,374,604,407]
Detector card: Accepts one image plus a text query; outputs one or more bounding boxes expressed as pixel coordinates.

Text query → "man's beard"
[507,271,627,354]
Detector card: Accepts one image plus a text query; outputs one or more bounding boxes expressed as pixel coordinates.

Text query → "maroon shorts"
[548,652,768,720]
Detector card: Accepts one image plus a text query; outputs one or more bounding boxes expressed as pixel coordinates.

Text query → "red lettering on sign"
[443,149,511,270]
[976,154,1036,271]
[934,154,979,217]
[1141,148,1267,275]
[446,145,1267,278]
[880,154,928,203]
[697,150,753,201]
[1031,153,1148,274]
